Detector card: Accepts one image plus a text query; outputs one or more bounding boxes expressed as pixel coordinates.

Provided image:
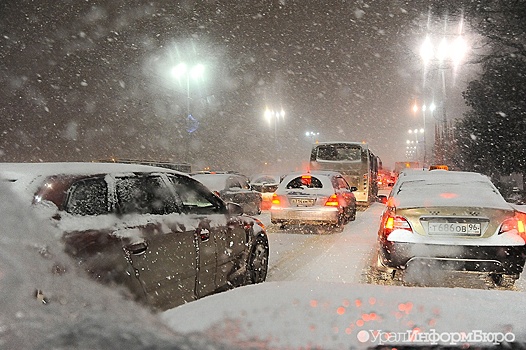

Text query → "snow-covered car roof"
[250,174,281,184]
[192,173,248,192]
[0,162,186,201]
[0,161,183,178]
[280,170,344,180]
[276,170,342,195]
[392,170,511,210]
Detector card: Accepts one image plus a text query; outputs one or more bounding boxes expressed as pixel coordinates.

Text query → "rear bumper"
[270,207,340,225]
[379,240,526,275]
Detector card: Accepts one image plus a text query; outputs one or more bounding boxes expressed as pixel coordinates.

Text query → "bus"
[309,141,380,206]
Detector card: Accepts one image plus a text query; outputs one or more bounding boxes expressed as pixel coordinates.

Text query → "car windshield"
[3,1,526,349]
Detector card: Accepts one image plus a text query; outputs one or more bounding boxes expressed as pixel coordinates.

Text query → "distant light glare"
[171,63,187,79]
[420,36,433,67]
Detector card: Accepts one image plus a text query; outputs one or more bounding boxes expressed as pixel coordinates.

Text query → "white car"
[270,170,357,230]
[375,169,526,287]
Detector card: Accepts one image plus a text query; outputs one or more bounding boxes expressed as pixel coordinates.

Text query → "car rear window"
[285,176,323,189]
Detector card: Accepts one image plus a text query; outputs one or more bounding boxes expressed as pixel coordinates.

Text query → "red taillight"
[213,190,221,197]
[381,214,412,238]
[499,217,525,235]
[271,193,281,206]
[324,194,340,207]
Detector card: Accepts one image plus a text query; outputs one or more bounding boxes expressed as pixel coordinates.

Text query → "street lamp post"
[171,63,205,117]
[305,131,320,144]
[171,63,205,163]
[264,107,285,163]
[419,31,468,165]
[408,128,424,163]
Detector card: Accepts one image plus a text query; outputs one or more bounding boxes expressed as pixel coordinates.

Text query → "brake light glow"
[324,194,340,207]
[381,214,412,238]
[499,217,525,235]
[271,193,281,206]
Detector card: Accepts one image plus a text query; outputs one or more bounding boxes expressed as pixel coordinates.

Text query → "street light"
[171,63,205,117]
[408,128,424,164]
[171,63,205,163]
[305,131,320,144]
[264,107,285,161]
[419,31,468,165]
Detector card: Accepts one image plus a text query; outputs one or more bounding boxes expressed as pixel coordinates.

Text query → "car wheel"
[350,206,357,221]
[331,213,345,232]
[367,250,400,285]
[490,273,517,288]
[246,238,269,284]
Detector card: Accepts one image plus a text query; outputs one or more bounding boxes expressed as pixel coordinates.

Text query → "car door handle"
[124,241,148,256]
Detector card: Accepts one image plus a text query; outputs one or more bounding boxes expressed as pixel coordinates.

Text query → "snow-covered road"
[261,203,383,284]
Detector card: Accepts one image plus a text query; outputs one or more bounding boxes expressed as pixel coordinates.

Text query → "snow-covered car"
[270,170,357,230]
[249,174,281,210]
[375,170,526,287]
[192,172,263,215]
[1,162,269,311]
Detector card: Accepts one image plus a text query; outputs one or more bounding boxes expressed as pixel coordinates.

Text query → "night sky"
[0,0,475,174]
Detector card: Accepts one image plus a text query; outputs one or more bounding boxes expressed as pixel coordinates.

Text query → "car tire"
[368,250,400,285]
[349,206,357,221]
[490,273,517,288]
[331,213,345,232]
[246,238,269,284]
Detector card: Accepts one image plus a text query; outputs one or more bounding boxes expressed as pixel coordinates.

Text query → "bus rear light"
[324,194,340,207]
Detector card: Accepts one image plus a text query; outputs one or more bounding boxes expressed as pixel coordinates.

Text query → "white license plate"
[428,222,481,236]
[289,198,315,207]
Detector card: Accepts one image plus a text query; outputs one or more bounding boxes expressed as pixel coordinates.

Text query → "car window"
[285,175,323,189]
[116,175,177,215]
[228,178,243,189]
[66,178,109,216]
[335,176,350,190]
[167,175,223,215]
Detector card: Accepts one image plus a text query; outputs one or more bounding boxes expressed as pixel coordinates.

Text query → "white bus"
[309,142,380,206]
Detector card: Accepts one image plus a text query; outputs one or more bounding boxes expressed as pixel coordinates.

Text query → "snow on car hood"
[162,280,526,349]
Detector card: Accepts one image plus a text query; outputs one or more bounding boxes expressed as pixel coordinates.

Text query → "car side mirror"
[350,186,358,192]
[226,202,243,216]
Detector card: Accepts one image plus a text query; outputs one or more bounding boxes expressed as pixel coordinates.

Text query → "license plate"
[427,222,481,236]
[289,198,315,207]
